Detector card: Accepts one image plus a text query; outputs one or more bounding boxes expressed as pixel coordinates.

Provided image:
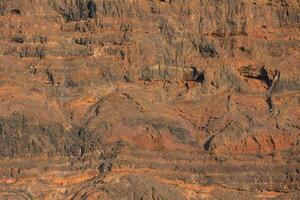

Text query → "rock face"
[0,0,300,199]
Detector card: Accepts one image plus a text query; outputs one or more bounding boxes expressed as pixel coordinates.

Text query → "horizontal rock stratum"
[0,0,300,199]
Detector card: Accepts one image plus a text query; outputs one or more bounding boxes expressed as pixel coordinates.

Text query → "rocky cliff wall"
[0,0,300,199]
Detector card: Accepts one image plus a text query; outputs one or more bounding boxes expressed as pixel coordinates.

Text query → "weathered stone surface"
[0,0,299,199]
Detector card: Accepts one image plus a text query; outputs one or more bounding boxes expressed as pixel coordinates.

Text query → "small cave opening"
[195,71,205,83]
[192,67,205,83]
[203,136,214,151]
[10,9,21,15]
[87,0,97,18]
[258,67,272,88]
[239,66,272,88]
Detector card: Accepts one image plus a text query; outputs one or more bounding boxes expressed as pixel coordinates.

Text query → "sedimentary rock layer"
[0,0,300,199]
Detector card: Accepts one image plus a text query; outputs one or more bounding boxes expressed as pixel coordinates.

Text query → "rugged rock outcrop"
[0,0,300,199]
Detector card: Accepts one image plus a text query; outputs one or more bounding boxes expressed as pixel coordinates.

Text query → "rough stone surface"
[0,0,300,199]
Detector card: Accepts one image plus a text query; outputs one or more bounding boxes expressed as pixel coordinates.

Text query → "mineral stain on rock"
[0,0,300,199]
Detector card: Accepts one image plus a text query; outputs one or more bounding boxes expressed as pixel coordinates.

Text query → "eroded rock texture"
[0,0,300,199]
